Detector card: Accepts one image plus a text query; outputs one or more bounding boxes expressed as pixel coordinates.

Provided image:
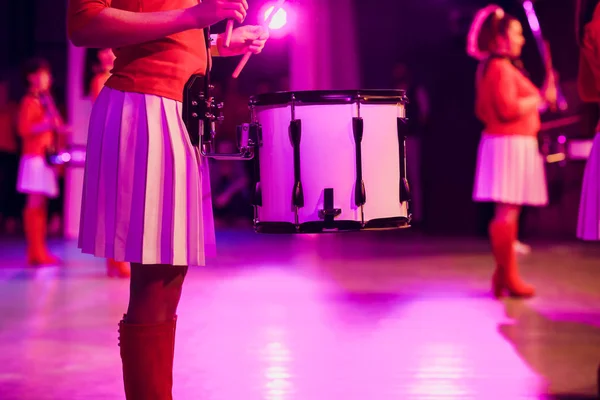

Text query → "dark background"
[0,0,588,238]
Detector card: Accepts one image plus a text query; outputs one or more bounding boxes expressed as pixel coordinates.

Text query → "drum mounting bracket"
[318,188,342,228]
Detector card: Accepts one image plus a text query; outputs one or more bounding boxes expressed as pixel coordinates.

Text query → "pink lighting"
[264,5,287,30]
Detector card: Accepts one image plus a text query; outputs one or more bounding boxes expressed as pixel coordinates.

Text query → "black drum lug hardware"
[319,188,342,229]
[182,74,258,160]
[396,117,411,206]
[289,95,304,228]
[353,99,366,225]
[290,118,304,224]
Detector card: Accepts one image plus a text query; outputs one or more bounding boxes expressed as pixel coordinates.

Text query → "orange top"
[0,103,18,153]
[475,58,540,137]
[17,94,54,156]
[67,0,208,102]
[579,3,600,103]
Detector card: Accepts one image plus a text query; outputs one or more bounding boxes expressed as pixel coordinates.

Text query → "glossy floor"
[0,229,599,399]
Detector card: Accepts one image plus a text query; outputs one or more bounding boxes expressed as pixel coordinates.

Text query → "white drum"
[249,90,410,233]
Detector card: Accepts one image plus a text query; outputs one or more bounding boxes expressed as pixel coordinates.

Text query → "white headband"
[466,5,505,60]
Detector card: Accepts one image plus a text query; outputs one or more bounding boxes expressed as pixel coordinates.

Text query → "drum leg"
[352,117,366,225]
[290,119,304,227]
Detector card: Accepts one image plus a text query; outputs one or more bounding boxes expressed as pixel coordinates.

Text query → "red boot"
[118,316,177,400]
[23,207,59,265]
[489,220,535,298]
[107,258,131,278]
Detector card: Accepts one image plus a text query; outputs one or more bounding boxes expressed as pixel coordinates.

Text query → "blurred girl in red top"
[68,0,268,397]
[17,58,69,265]
[467,5,556,299]
[88,48,131,279]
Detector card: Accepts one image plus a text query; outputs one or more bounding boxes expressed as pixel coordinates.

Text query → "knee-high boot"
[23,207,58,265]
[118,315,177,400]
[489,219,535,298]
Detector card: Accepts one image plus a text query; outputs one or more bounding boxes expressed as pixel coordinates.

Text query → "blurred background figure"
[87,48,130,278]
[16,58,69,265]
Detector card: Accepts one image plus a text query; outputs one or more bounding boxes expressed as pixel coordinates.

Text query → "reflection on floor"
[0,229,599,399]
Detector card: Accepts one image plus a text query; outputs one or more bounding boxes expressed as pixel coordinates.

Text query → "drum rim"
[249,89,407,106]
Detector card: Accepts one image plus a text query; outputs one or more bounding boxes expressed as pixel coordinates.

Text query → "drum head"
[250,90,407,106]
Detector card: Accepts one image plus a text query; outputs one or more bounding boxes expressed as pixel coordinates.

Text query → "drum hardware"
[250,90,411,233]
[318,188,342,229]
[397,117,411,205]
[353,100,366,225]
[288,94,304,228]
[540,133,596,163]
[183,74,261,160]
[538,116,588,165]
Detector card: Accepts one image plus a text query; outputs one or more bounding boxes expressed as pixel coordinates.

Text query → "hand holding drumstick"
[232,0,286,78]
[540,40,560,111]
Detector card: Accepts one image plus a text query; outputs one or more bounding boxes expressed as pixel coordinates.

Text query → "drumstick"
[224,20,234,47]
[232,0,286,79]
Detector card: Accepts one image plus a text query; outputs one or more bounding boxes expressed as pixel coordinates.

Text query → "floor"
[0,228,599,399]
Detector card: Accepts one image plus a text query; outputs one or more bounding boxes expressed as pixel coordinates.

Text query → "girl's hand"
[191,0,249,27]
[217,25,269,57]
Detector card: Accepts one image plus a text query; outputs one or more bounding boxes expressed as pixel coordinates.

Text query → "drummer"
[466,4,556,298]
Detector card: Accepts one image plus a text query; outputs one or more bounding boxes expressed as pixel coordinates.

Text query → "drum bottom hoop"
[254,216,411,234]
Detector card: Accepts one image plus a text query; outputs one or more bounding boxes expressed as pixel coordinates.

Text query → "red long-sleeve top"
[67,0,208,102]
[475,58,540,137]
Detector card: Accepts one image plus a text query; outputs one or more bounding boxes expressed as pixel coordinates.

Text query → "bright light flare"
[264,6,287,30]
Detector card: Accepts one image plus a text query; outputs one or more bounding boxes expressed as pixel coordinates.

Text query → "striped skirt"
[577,133,600,240]
[473,133,548,206]
[78,87,216,266]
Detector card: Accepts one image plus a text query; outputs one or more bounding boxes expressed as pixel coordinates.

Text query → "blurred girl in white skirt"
[68,0,269,397]
[467,5,557,298]
[17,58,69,265]
[576,0,600,244]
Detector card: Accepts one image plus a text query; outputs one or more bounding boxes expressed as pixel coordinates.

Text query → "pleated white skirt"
[473,133,548,206]
[16,155,59,198]
[577,133,600,240]
[78,87,216,266]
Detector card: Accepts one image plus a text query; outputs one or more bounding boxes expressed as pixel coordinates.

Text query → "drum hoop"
[249,90,407,107]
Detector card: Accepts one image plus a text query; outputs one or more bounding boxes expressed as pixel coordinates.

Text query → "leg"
[489,203,535,298]
[514,207,532,255]
[118,263,188,400]
[23,194,58,265]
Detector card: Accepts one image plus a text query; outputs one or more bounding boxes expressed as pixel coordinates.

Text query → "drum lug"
[290,119,304,226]
[397,117,411,204]
[245,123,263,207]
[319,188,342,228]
[352,117,367,208]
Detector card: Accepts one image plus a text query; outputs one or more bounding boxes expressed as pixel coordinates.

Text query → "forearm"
[518,96,541,116]
[20,121,54,136]
[69,7,196,48]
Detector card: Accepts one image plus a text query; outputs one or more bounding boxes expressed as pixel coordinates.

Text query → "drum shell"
[252,91,408,227]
